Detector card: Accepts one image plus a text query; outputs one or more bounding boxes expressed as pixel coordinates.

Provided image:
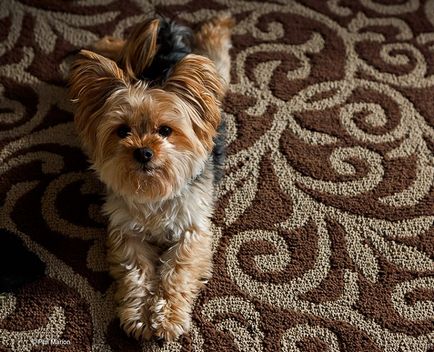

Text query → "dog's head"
[69,20,224,202]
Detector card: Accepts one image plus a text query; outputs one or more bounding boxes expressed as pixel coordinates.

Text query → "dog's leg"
[91,36,126,61]
[150,229,212,341]
[194,14,235,89]
[107,227,158,340]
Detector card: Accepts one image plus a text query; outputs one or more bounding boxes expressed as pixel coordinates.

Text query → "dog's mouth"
[138,164,160,175]
[132,157,165,176]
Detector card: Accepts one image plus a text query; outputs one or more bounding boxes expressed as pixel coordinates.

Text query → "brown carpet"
[1,1,434,351]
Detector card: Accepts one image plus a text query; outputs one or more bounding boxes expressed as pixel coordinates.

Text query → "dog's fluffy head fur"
[69,19,224,203]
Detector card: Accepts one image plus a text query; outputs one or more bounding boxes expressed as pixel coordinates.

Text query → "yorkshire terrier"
[69,15,234,342]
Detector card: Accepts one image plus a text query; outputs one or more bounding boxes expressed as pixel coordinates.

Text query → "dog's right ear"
[69,49,127,154]
[118,18,160,80]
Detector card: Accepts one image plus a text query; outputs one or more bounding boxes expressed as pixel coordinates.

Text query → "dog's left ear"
[69,49,128,156]
[163,54,225,151]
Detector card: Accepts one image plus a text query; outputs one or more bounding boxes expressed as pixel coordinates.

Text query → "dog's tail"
[119,17,193,83]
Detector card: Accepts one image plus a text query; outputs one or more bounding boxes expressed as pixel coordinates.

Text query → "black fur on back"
[139,17,193,84]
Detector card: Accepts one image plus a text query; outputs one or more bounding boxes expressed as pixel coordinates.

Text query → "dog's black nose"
[133,147,153,164]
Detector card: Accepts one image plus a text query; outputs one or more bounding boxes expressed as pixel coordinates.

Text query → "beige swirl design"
[0,0,433,351]
[280,324,341,352]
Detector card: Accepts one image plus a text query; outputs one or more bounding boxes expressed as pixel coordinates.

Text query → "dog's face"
[69,50,224,202]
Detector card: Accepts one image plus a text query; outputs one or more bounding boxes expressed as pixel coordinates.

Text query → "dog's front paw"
[120,318,153,341]
[150,296,191,342]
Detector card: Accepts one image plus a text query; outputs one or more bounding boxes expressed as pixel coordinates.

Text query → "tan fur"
[91,14,234,90]
[91,18,159,78]
[69,15,233,342]
[194,14,235,87]
[164,54,224,152]
[69,50,128,156]
[91,36,125,61]
[118,18,160,80]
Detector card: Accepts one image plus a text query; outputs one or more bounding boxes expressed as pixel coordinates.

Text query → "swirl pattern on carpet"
[0,1,433,351]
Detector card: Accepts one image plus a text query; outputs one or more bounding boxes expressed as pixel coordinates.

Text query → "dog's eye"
[158,126,172,137]
[117,124,131,138]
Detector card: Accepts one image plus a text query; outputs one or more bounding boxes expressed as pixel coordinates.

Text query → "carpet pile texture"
[0,0,433,351]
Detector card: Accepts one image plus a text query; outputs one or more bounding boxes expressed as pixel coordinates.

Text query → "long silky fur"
[69,14,234,342]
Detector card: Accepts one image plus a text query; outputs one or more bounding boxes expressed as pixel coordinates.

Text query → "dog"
[69,15,234,341]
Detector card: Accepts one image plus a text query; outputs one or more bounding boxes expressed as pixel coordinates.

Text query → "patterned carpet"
[1,0,434,351]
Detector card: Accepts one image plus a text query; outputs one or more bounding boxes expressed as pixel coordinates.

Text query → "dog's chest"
[137,198,205,242]
[105,181,214,245]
